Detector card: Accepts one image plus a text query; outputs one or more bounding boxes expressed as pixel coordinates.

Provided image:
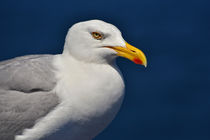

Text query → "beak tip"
[143,60,147,67]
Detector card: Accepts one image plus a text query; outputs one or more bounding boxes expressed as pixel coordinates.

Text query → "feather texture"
[0,55,59,140]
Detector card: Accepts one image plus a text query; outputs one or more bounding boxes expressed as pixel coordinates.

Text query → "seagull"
[0,20,147,140]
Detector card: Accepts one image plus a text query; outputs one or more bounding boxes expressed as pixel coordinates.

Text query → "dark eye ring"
[92,32,103,40]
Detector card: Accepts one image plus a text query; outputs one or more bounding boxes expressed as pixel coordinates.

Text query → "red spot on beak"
[133,58,142,64]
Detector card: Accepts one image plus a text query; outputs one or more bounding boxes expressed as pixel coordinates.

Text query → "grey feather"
[0,55,60,140]
[0,55,57,93]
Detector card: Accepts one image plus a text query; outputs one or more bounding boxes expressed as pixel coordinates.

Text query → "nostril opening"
[131,50,136,52]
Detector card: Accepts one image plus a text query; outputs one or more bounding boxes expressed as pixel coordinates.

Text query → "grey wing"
[0,55,60,140]
[0,55,57,93]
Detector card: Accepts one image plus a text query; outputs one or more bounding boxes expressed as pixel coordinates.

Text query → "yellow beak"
[107,42,147,67]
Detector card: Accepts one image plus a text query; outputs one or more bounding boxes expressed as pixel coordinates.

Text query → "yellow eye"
[92,32,103,40]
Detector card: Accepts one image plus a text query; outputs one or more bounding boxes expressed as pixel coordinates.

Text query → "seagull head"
[63,20,147,67]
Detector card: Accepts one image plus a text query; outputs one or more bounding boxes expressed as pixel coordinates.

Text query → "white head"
[63,20,147,66]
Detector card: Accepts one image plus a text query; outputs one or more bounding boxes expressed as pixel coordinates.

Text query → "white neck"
[54,53,124,109]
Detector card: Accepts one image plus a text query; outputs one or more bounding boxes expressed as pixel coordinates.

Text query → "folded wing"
[0,55,59,140]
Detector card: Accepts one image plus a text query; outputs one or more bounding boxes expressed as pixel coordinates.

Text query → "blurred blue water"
[0,0,210,139]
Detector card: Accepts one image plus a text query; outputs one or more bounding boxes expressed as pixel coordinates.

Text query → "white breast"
[53,54,125,139]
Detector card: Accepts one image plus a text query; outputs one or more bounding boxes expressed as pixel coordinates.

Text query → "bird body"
[0,20,147,140]
[16,54,124,140]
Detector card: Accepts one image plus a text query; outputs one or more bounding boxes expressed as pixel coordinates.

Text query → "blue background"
[0,0,210,140]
